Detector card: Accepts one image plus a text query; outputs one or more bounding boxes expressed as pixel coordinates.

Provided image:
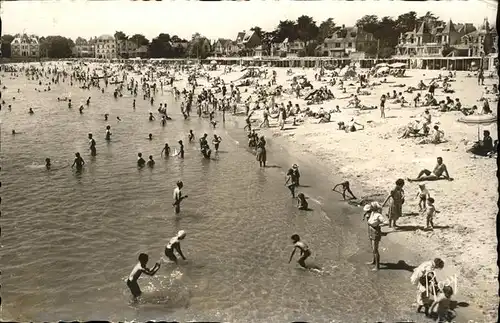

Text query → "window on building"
[348,43,353,47]
[335,43,340,48]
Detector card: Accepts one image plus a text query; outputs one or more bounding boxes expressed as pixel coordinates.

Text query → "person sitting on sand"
[318,112,331,123]
[480,98,492,114]
[400,120,426,139]
[407,157,453,182]
[347,95,361,108]
[332,181,356,200]
[417,125,445,145]
[467,130,494,157]
[297,193,309,210]
[345,118,364,133]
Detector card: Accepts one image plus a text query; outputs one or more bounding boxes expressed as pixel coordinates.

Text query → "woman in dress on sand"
[256,136,267,167]
[382,178,405,228]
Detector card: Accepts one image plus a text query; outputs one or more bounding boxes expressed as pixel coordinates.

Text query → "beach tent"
[458,114,497,140]
[389,62,406,68]
[377,66,389,73]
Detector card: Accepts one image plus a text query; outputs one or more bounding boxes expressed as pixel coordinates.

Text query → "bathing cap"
[177,230,186,237]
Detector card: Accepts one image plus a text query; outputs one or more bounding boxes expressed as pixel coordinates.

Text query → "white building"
[11,34,40,58]
[95,34,116,59]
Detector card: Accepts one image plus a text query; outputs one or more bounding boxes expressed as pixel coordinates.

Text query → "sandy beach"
[213,66,498,319]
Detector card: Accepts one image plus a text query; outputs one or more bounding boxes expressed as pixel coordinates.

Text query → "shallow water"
[0,69,482,322]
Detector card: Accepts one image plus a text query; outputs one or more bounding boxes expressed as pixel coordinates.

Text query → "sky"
[1,0,497,41]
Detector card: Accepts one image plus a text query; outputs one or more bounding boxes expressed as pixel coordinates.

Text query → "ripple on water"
[2,71,424,322]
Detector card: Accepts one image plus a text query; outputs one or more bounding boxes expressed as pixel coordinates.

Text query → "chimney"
[342,24,345,29]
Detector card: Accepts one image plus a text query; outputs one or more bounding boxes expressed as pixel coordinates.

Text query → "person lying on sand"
[338,118,364,133]
[407,157,453,182]
[460,104,478,116]
[417,126,446,145]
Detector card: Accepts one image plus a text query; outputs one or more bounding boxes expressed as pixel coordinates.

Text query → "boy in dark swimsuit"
[164,230,187,263]
[288,234,311,269]
[126,253,160,300]
[137,153,146,168]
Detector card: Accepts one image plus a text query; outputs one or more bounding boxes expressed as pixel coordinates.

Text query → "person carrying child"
[410,258,445,316]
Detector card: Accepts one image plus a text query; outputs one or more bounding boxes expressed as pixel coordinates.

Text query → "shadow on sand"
[380,260,416,272]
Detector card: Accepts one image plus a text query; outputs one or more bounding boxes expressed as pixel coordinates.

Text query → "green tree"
[296,15,319,45]
[356,15,379,34]
[148,33,173,58]
[317,18,338,43]
[187,33,211,59]
[129,34,149,46]
[395,11,418,32]
[114,31,128,41]
[45,36,74,58]
[273,20,298,43]
[1,34,14,44]
[1,34,14,58]
[483,29,494,55]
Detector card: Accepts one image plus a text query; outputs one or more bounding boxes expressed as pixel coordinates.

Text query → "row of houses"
[7,18,497,60]
[395,18,497,57]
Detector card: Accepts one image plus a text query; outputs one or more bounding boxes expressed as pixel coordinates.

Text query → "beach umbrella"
[210,60,217,65]
[375,63,388,68]
[458,114,497,140]
[389,62,406,68]
[377,66,389,73]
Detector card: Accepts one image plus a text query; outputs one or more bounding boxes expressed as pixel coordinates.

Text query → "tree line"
[1,11,494,59]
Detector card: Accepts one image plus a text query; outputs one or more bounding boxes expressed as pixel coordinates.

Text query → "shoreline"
[213,67,498,321]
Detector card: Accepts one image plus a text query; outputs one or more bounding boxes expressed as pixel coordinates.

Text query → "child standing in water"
[285,169,297,198]
[45,158,51,170]
[177,140,185,159]
[147,155,155,168]
[188,130,195,143]
[137,153,146,168]
[88,133,97,156]
[288,234,311,269]
[161,143,171,157]
[126,253,160,300]
[212,135,222,152]
[71,152,85,171]
[105,125,112,141]
[173,181,188,214]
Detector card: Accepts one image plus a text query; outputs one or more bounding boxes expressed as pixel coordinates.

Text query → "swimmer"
[71,152,85,171]
[86,97,91,105]
[88,133,97,156]
[297,193,309,210]
[188,130,195,143]
[164,230,187,263]
[104,113,109,121]
[288,234,311,269]
[149,112,155,121]
[148,133,153,140]
[116,116,122,122]
[105,125,112,141]
[177,140,185,159]
[45,158,51,170]
[147,155,155,168]
[137,153,146,168]
[133,99,136,109]
[172,180,188,214]
[161,143,171,157]
[79,106,84,114]
[68,99,72,108]
[126,253,160,300]
[28,108,34,114]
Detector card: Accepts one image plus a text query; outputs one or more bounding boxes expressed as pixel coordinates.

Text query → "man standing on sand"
[363,202,388,271]
[408,157,453,182]
[173,181,188,214]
